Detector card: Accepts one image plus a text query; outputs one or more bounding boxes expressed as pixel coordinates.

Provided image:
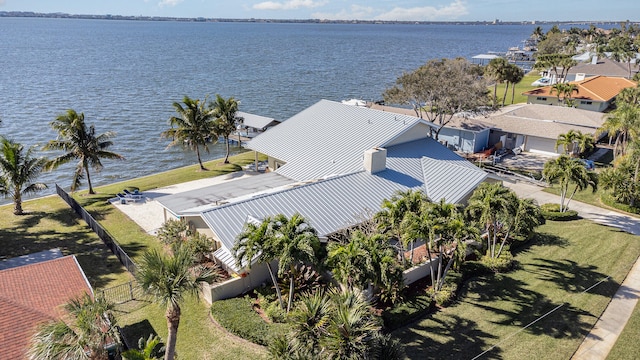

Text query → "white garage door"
[525,136,559,156]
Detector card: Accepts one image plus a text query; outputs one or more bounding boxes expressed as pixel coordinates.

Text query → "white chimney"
[364,148,387,173]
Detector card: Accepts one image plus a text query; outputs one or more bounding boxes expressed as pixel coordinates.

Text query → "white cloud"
[313,5,375,20]
[375,0,468,21]
[253,0,327,11]
[158,0,184,7]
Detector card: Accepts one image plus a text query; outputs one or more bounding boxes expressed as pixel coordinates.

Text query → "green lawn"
[607,300,640,360]
[392,219,640,359]
[543,185,640,218]
[492,72,541,106]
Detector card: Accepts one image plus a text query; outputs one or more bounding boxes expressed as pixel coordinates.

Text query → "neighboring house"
[522,75,637,112]
[566,56,634,82]
[235,111,280,139]
[480,104,607,156]
[0,254,93,359]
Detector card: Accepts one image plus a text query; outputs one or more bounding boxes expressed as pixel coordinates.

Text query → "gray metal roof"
[237,111,279,130]
[246,100,435,181]
[202,138,486,271]
[155,172,295,216]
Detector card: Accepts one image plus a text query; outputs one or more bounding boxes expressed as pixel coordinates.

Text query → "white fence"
[200,262,271,304]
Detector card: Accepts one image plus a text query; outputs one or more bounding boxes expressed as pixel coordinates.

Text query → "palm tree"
[375,189,427,263]
[543,155,598,212]
[28,294,119,360]
[271,287,403,360]
[0,137,48,215]
[556,130,580,155]
[550,82,579,106]
[122,335,164,360]
[136,247,216,360]
[485,57,510,107]
[598,103,640,159]
[466,183,518,258]
[507,63,525,105]
[269,213,321,312]
[233,217,285,309]
[210,94,243,164]
[495,198,544,258]
[44,109,124,194]
[161,96,215,170]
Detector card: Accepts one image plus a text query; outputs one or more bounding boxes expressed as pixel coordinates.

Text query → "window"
[536,97,547,101]
[580,101,593,105]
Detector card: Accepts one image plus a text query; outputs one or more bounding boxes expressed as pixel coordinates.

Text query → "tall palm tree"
[485,57,510,107]
[210,94,243,164]
[233,217,285,309]
[550,82,579,106]
[495,198,544,258]
[507,63,525,105]
[136,247,216,360]
[543,155,598,212]
[0,137,48,215]
[598,103,640,158]
[466,183,518,258]
[161,96,215,171]
[28,294,119,360]
[44,109,124,194]
[375,189,428,263]
[269,213,321,312]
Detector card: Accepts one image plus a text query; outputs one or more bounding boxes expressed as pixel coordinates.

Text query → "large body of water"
[0,17,541,198]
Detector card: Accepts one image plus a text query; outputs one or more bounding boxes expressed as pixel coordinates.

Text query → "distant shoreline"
[0,11,631,26]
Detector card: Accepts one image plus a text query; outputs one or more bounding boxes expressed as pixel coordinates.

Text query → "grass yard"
[117,296,268,360]
[607,300,640,360]
[492,72,541,106]
[543,185,640,218]
[392,219,640,359]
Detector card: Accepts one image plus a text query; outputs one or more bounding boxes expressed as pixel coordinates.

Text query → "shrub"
[185,231,214,263]
[480,252,514,273]
[156,219,189,245]
[540,203,579,221]
[210,296,290,346]
[265,301,287,323]
[427,283,458,307]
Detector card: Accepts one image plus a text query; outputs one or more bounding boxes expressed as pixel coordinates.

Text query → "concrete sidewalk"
[503,181,640,360]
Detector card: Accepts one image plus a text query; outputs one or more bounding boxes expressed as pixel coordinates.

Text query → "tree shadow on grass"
[528,258,619,298]
[512,232,569,257]
[119,319,158,350]
[394,312,501,360]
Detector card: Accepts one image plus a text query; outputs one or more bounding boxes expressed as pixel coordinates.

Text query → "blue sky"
[0,0,636,21]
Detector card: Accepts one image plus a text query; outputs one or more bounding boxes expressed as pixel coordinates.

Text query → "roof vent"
[364,148,387,174]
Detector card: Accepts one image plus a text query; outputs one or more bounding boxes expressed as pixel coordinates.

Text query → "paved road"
[503,181,640,360]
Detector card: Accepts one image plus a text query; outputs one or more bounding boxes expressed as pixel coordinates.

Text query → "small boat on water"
[341,99,368,107]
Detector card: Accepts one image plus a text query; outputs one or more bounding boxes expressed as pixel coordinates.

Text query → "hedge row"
[540,203,579,221]
[210,296,290,346]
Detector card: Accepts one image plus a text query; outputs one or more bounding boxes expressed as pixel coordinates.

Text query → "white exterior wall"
[200,261,272,304]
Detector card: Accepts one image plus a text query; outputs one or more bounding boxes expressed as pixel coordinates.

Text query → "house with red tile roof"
[0,255,93,359]
[522,75,637,112]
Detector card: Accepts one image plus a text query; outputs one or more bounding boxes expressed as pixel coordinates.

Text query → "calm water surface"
[0,18,538,198]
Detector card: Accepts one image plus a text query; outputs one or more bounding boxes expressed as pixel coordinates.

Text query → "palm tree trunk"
[426,238,435,288]
[13,191,23,215]
[511,82,516,104]
[165,305,181,360]
[224,136,231,164]
[565,185,580,212]
[409,240,415,264]
[85,165,95,194]
[287,274,295,313]
[497,228,512,259]
[438,255,456,291]
[196,145,206,171]
[266,263,285,309]
[502,82,509,106]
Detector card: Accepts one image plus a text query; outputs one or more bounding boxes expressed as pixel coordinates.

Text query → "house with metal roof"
[522,75,637,112]
[182,100,489,274]
[235,111,280,139]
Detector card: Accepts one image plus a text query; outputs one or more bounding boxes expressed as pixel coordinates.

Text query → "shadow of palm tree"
[512,232,569,256]
[528,258,619,298]
[394,313,501,359]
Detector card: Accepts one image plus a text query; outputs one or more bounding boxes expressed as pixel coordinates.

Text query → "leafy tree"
[605,33,637,79]
[44,109,124,194]
[136,247,216,360]
[269,287,404,360]
[0,137,48,215]
[383,58,490,140]
[161,96,215,171]
[543,155,598,212]
[506,63,525,105]
[28,294,120,360]
[211,94,243,164]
